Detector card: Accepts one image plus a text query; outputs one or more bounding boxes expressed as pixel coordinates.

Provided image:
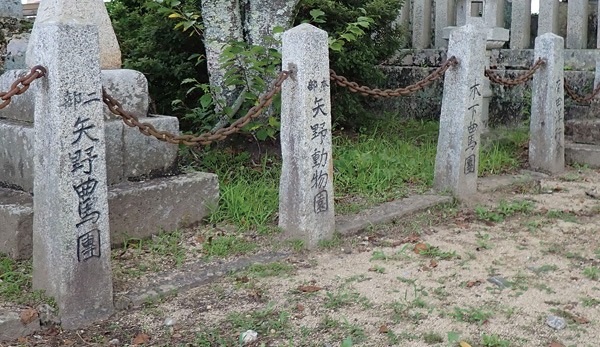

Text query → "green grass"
[183,120,527,227]
[0,253,55,307]
[204,235,257,258]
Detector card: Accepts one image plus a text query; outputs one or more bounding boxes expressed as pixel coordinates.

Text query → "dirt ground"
[2,167,600,347]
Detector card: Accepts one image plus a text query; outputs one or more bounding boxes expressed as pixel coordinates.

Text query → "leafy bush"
[295,0,407,128]
[107,0,208,119]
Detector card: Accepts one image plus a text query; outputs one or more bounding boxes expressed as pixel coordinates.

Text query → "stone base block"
[0,311,40,342]
[0,116,178,192]
[0,172,219,260]
[0,68,148,123]
[565,142,600,168]
[566,120,600,145]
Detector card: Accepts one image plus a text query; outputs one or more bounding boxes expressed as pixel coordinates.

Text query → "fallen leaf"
[196,236,205,243]
[379,325,388,333]
[574,316,590,324]
[132,333,150,345]
[17,337,27,343]
[235,276,249,283]
[20,308,37,324]
[421,265,430,271]
[62,340,74,345]
[296,304,304,311]
[407,234,420,243]
[388,241,403,247]
[570,276,579,281]
[549,342,565,347]
[298,285,322,293]
[368,267,376,272]
[466,280,481,287]
[456,222,470,229]
[459,342,472,347]
[430,259,438,268]
[414,243,428,254]
[554,186,563,191]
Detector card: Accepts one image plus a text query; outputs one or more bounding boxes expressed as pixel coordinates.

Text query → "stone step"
[0,171,219,260]
[0,116,179,193]
[565,141,600,168]
[566,119,600,145]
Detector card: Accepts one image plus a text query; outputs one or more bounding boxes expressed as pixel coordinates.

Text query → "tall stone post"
[597,4,600,49]
[538,0,560,36]
[435,0,456,48]
[434,25,486,198]
[279,24,334,248]
[393,1,411,30]
[412,0,432,49]
[510,0,531,49]
[566,0,589,49]
[32,19,114,328]
[529,33,564,174]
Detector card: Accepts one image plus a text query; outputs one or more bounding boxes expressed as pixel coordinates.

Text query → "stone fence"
[401,0,599,50]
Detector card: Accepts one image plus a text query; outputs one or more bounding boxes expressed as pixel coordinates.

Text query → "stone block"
[0,311,40,342]
[565,142,600,168]
[412,0,432,49]
[5,34,29,70]
[0,188,33,260]
[0,172,219,259]
[280,24,335,248]
[0,117,178,192]
[0,0,23,18]
[567,120,600,145]
[26,0,121,69]
[529,33,565,174]
[123,115,179,178]
[0,69,149,123]
[434,24,487,198]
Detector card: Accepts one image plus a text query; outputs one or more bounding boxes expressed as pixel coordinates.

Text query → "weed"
[324,290,370,309]
[318,232,343,249]
[422,331,443,344]
[449,306,494,327]
[583,267,600,280]
[476,199,535,222]
[417,244,459,260]
[581,297,600,307]
[285,239,304,251]
[232,262,294,279]
[225,302,290,336]
[204,235,257,258]
[371,264,386,274]
[475,231,494,249]
[482,333,511,347]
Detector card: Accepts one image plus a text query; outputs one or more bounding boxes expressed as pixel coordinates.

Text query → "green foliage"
[296,0,407,127]
[107,0,208,118]
[481,334,511,347]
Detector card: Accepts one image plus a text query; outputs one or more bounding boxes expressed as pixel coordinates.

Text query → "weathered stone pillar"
[538,0,560,36]
[597,4,600,48]
[434,24,486,197]
[412,0,432,49]
[279,24,334,248]
[510,0,531,49]
[567,0,589,49]
[26,0,121,69]
[435,0,456,48]
[529,33,564,174]
[0,0,22,18]
[32,19,114,328]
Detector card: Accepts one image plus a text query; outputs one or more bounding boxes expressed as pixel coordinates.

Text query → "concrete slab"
[336,194,453,236]
[0,310,40,342]
[0,116,178,192]
[0,171,219,259]
[565,141,600,168]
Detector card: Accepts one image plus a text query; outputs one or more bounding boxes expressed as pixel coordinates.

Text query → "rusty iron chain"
[329,56,459,98]
[484,58,545,87]
[0,65,47,109]
[564,77,600,104]
[103,70,291,146]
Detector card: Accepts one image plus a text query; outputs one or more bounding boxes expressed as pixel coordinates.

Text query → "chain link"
[103,70,291,146]
[329,56,459,98]
[484,58,545,87]
[0,65,47,109]
[564,77,600,104]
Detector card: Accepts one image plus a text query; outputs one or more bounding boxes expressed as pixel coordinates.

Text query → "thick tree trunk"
[200,0,244,109]
[201,0,300,122]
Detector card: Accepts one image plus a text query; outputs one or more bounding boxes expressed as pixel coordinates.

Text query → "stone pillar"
[435,0,456,48]
[393,1,411,29]
[597,4,600,49]
[510,0,531,49]
[0,0,22,18]
[434,24,487,197]
[279,24,334,248]
[412,0,432,49]
[566,0,589,49]
[32,20,114,328]
[26,0,121,70]
[529,33,564,174]
[538,0,560,36]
